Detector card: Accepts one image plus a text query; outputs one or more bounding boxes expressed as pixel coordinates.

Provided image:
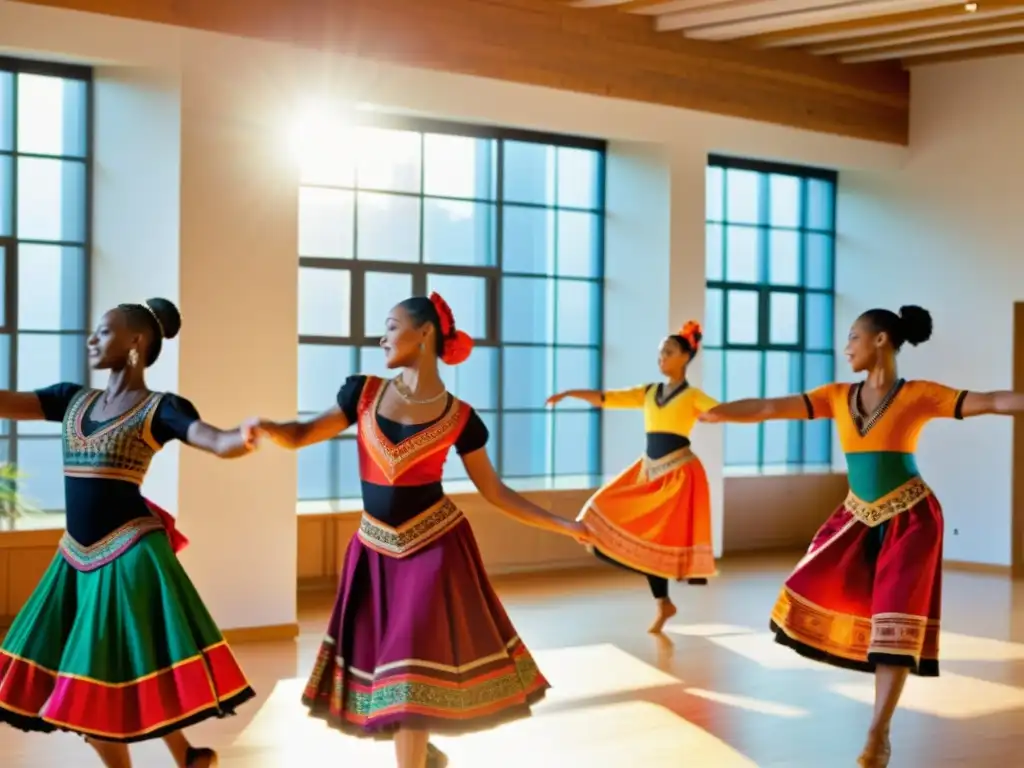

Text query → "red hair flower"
[677,320,703,352]
[429,292,474,366]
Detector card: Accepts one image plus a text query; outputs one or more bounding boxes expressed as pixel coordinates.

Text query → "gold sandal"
[427,742,449,768]
[856,731,891,768]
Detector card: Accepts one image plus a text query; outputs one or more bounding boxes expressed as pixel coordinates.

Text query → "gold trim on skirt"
[358,497,464,559]
[641,447,695,482]
[843,477,931,528]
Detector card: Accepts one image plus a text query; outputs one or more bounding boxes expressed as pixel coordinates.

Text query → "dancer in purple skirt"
[247,292,588,768]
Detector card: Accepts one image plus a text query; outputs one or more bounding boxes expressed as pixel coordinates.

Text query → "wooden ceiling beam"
[739,2,1024,47]
[8,0,911,144]
[619,0,737,13]
[902,37,1024,62]
[842,28,1024,60]
[667,0,958,39]
[809,12,1024,53]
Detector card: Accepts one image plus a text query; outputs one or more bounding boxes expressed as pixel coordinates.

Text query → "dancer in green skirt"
[0,298,257,768]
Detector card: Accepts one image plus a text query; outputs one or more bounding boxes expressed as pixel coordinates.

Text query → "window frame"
[0,57,93,508]
[705,154,837,472]
[297,115,607,500]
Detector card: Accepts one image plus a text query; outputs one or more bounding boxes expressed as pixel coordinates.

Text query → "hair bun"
[898,304,932,347]
[679,320,703,347]
[145,298,182,340]
[441,330,473,366]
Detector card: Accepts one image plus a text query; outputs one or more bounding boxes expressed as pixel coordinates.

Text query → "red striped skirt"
[770,492,943,676]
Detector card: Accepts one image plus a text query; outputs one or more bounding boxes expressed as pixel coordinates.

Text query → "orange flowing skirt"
[578,448,714,580]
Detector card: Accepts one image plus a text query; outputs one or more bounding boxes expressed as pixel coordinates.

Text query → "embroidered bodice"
[336,375,489,526]
[34,382,201,551]
[803,379,966,524]
[601,382,718,459]
[64,389,163,484]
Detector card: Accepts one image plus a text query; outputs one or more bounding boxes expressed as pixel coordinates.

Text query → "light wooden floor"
[7,553,1024,767]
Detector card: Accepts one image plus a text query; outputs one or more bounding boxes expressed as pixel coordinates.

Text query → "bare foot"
[648,599,677,634]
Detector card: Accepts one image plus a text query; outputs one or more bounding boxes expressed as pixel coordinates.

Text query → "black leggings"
[593,548,694,599]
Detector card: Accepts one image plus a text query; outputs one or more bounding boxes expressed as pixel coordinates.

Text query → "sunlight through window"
[831,671,1024,719]
[683,687,810,718]
[0,61,90,521]
[532,643,680,703]
[294,115,606,503]
[665,623,758,638]
[236,681,761,767]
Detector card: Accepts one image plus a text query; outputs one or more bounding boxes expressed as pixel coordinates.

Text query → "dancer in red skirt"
[700,304,1024,767]
[249,292,589,768]
[546,321,718,634]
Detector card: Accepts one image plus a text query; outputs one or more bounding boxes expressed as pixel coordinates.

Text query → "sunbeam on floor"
[8,559,1024,767]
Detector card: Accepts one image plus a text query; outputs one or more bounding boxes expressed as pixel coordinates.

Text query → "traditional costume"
[580,378,718,584]
[0,384,254,741]
[771,378,963,676]
[302,374,548,736]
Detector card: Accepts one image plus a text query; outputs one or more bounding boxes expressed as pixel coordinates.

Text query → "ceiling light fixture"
[965,2,978,11]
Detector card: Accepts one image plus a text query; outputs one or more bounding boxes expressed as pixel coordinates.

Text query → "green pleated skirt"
[0,531,255,742]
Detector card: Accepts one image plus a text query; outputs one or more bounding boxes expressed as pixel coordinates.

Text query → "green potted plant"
[0,464,39,531]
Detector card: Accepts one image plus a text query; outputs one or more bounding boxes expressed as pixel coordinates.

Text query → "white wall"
[0,0,912,625]
[91,66,182,509]
[837,56,1024,567]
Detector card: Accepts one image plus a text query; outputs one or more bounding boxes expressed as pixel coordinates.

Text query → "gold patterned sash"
[641,447,695,482]
[59,515,166,572]
[843,477,932,527]
[358,497,464,559]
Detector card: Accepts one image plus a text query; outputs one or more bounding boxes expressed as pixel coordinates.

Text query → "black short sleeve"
[337,375,368,422]
[151,394,202,446]
[455,408,489,456]
[35,382,85,422]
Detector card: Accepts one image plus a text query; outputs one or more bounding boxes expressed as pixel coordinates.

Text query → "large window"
[703,155,837,473]
[296,116,605,501]
[0,58,91,512]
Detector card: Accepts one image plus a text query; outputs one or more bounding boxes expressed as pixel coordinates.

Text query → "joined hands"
[240,418,268,452]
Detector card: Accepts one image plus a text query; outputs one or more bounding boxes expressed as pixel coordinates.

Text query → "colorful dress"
[579,381,719,581]
[302,375,548,736]
[0,384,254,741]
[772,378,964,676]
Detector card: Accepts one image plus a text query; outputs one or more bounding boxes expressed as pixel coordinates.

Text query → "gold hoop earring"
[128,349,140,368]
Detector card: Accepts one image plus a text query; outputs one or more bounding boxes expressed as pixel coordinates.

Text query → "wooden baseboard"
[944,559,1012,576]
[221,622,299,644]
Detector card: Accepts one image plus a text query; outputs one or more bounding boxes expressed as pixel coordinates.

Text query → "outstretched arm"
[959,391,1024,418]
[185,421,255,459]
[461,449,590,542]
[547,384,648,410]
[254,405,352,450]
[700,395,810,424]
[0,392,46,421]
[546,389,603,407]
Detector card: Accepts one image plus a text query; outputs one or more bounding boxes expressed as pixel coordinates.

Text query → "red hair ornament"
[677,320,703,353]
[429,292,474,366]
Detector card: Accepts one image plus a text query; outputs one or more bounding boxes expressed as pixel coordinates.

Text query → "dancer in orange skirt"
[547,321,717,633]
[700,304,1024,768]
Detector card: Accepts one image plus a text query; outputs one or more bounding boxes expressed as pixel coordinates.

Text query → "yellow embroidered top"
[602,382,718,459]
[804,379,966,517]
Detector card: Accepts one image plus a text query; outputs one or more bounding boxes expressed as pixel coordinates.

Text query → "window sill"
[297,474,603,516]
[722,464,842,478]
